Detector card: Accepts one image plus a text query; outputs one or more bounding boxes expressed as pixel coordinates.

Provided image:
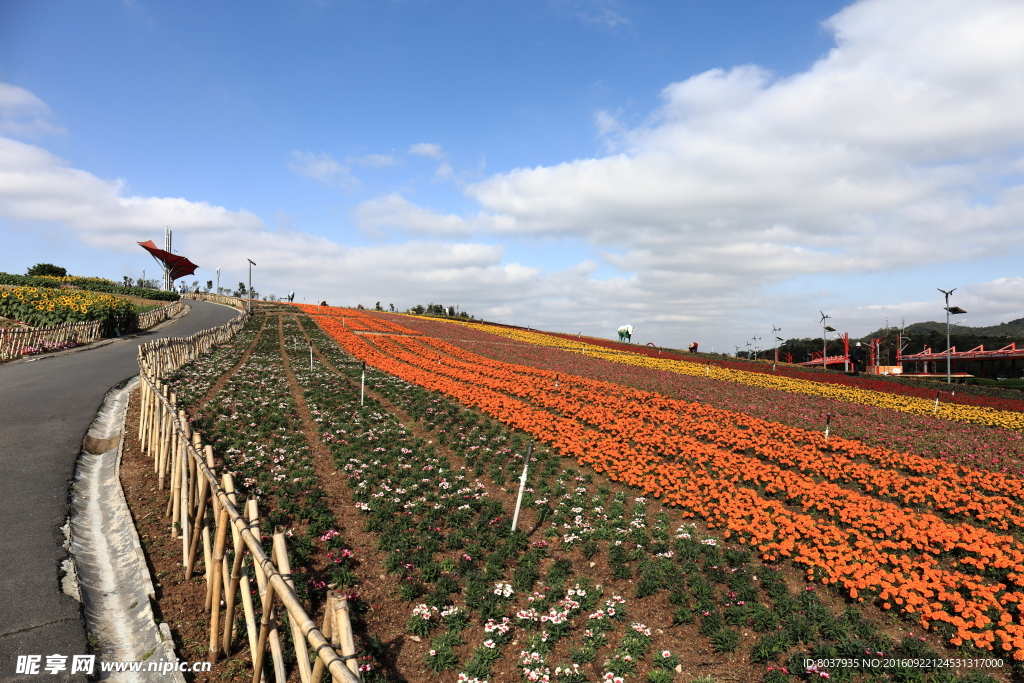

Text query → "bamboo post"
[157,388,170,489]
[138,368,149,444]
[208,478,231,663]
[274,531,313,683]
[202,446,216,609]
[249,501,285,683]
[147,377,158,461]
[185,468,210,581]
[334,596,360,680]
[251,576,277,683]
[310,592,337,683]
[237,516,261,677]
[222,475,245,656]
[190,433,201,515]
[145,372,155,456]
[179,411,190,553]
[167,428,180,522]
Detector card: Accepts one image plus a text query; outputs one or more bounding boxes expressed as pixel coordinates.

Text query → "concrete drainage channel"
[67,377,186,683]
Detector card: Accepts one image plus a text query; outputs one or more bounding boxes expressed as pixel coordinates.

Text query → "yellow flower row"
[33,274,119,286]
[436,319,1024,431]
[0,286,135,327]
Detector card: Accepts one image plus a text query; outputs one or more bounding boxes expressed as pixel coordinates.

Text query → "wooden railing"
[0,320,103,361]
[186,292,249,309]
[137,301,186,330]
[137,309,360,683]
[0,300,188,362]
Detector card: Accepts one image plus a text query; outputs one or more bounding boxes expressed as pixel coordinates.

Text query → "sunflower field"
[0,271,180,301]
[0,286,137,334]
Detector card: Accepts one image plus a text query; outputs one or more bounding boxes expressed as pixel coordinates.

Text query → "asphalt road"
[0,300,241,681]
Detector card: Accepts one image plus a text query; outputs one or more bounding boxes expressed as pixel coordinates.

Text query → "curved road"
[0,301,241,681]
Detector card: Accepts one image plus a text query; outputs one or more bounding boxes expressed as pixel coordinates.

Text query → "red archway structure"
[137,240,199,281]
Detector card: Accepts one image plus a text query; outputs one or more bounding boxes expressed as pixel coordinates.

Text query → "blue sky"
[2,0,1023,350]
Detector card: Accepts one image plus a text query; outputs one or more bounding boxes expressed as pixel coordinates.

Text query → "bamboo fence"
[136,301,186,330]
[136,306,360,683]
[0,320,103,361]
[186,292,249,309]
[0,301,188,362]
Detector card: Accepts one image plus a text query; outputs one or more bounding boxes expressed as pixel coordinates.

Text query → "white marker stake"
[309,342,313,371]
[934,392,940,414]
[360,361,366,406]
[824,413,832,441]
[510,442,535,533]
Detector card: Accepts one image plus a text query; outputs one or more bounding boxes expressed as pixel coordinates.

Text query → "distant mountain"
[857,317,1024,341]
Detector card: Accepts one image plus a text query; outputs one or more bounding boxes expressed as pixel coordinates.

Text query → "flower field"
[0,285,138,332]
[431,321,1024,430]
[306,307,1024,664]
[139,301,1022,682]
[523,328,1024,412]
[0,270,180,301]
[393,315,1024,478]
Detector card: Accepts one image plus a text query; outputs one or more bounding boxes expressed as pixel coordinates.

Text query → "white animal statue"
[617,325,633,342]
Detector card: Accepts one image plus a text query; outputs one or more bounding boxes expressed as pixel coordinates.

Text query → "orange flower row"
[384,333,1024,572]
[311,312,1024,658]
[397,330,1024,529]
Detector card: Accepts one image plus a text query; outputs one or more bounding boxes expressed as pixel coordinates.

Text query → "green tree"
[27,263,67,277]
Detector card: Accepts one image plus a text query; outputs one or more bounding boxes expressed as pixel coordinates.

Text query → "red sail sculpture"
[137,240,199,281]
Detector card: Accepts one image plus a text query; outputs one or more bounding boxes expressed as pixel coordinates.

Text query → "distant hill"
[858,317,1024,340]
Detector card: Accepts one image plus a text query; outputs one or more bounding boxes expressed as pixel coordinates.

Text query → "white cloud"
[433,162,455,183]
[0,83,66,137]
[455,0,1024,282]
[340,0,1024,343]
[840,278,1024,335]
[408,142,445,159]
[353,193,471,237]
[353,193,516,238]
[0,121,547,315]
[0,135,262,249]
[287,150,360,190]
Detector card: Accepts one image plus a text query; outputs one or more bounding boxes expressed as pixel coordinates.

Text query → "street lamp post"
[938,288,967,384]
[216,267,221,295]
[247,259,256,313]
[819,312,835,369]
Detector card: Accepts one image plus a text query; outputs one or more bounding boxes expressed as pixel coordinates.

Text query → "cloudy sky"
[2,0,1023,350]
